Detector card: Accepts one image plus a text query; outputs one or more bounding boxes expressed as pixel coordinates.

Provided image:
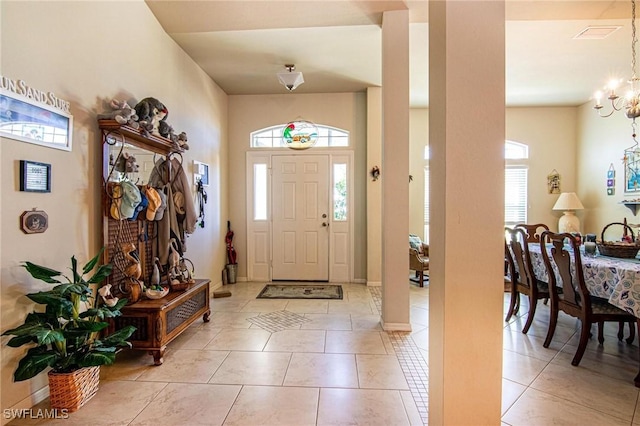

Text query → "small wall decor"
[607,163,616,195]
[19,160,51,193]
[193,160,209,186]
[0,76,73,151]
[624,147,640,192]
[20,209,48,234]
[370,166,380,181]
[547,169,560,194]
[282,120,318,150]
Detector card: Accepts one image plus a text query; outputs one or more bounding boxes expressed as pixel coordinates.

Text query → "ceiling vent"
[573,26,622,40]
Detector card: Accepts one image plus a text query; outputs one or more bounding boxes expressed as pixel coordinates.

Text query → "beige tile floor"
[9,281,640,425]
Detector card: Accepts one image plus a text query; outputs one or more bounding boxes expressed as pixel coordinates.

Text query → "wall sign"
[0,76,73,151]
[20,160,51,193]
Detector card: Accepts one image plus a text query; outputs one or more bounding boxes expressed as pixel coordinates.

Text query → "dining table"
[527,243,640,388]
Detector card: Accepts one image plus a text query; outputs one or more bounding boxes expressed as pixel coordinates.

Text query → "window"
[251,124,349,148]
[505,141,529,227]
[254,164,268,220]
[333,163,347,221]
[423,141,529,237]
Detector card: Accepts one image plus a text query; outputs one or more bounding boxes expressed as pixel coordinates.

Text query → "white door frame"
[246,150,354,282]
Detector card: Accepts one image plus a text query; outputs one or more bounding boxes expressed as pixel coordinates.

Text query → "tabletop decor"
[1,248,135,411]
[597,222,640,258]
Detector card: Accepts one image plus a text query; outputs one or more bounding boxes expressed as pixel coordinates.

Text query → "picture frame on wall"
[0,89,72,151]
[19,160,51,193]
[625,148,640,192]
[193,160,209,186]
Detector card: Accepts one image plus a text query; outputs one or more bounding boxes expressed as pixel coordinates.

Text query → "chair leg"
[543,303,558,348]
[505,290,518,322]
[572,321,591,366]
[627,321,636,344]
[522,294,537,334]
[597,321,605,344]
[618,321,625,341]
[419,270,424,288]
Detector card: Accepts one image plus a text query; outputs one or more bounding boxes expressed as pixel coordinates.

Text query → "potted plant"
[2,248,135,412]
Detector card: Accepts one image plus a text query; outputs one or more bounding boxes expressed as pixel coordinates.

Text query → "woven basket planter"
[48,366,100,412]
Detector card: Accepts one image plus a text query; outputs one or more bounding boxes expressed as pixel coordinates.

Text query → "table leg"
[149,348,165,366]
[636,319,640,388]
[203,309,211,322]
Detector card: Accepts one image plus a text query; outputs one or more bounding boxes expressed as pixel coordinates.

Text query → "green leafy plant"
[2,248,135,381]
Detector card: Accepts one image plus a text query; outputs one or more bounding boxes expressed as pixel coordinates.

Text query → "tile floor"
[9,281,640,425]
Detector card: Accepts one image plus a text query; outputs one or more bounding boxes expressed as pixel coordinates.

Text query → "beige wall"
[0,1,228,417]
[409,106,579,236]
[577,102,639,237]
[227,93,367,281]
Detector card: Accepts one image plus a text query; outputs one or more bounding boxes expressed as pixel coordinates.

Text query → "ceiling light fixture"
[277,64,304,92]
[594,0,640,120]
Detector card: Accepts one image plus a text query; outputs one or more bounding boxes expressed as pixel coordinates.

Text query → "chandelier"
[594,0,640,119]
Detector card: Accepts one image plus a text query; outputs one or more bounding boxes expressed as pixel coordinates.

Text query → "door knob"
[322,214,327,218]
[322,222,329,227]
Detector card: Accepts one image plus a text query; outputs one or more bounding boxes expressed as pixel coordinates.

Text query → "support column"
[367,87,382,287]
[429,1,505,424]
[381,10,410,330]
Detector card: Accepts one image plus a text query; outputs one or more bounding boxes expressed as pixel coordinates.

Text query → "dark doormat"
[257,284,343,300]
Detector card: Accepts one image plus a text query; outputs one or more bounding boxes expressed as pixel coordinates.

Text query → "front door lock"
[322,214,327,218]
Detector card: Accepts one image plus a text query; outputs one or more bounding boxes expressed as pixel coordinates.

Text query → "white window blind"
[505,166,528,225]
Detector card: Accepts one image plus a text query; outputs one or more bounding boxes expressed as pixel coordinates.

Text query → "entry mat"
[257,284,343,300]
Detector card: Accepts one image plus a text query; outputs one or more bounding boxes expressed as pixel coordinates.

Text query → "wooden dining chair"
[505,227,551,333]
[504,239,519,312]
[515,223,550,243]
[540,231,637,366]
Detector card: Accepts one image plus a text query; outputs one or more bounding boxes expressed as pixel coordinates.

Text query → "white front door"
[272,155,330,281]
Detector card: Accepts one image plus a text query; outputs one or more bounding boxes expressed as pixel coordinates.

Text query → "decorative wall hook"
[370,166,380,181]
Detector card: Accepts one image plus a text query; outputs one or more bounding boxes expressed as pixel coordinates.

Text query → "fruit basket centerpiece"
[596,222,640,259]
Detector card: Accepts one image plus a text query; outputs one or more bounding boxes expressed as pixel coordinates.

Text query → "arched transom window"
[251,124,349,148]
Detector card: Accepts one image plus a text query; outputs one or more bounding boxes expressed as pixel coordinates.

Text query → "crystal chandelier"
[594,0,640,119]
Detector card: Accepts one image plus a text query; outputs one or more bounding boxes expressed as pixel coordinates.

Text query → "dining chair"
[515,223,550,243]
[540,231,637,366]
[505,227,551,333]
[504,240,519,312]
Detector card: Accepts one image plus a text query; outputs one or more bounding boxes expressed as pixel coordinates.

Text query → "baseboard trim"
[380,320,412,332]
[352,278,367,284]
[3,385,50,425]
[366,281,382,287]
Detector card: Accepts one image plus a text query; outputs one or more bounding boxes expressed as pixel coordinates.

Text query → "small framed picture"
[607,188,615,196]
[607,178,615,187]
[20,210,48,234]
[193,160,209,186]
[607,170,615,179]
[19,160,51,193]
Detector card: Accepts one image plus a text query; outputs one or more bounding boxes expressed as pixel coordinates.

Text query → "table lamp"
[552,192,584,233]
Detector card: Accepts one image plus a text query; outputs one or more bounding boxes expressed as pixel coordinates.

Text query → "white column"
[367,87,382,286]
[381,10,410,330]
[429,1,505,424]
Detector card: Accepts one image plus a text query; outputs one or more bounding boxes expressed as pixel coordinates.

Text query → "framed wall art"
[193,160,209,186]
[547,169,560,194]
[0,89,72,151]
[20,209,48,234]
[19,160,51,193]
[624,148,640,193]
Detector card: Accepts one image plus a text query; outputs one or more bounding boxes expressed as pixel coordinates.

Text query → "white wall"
[227,93,367,281]
[0,1,228,418]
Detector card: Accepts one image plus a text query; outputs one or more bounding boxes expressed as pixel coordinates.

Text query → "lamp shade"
[552,192,584,211]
